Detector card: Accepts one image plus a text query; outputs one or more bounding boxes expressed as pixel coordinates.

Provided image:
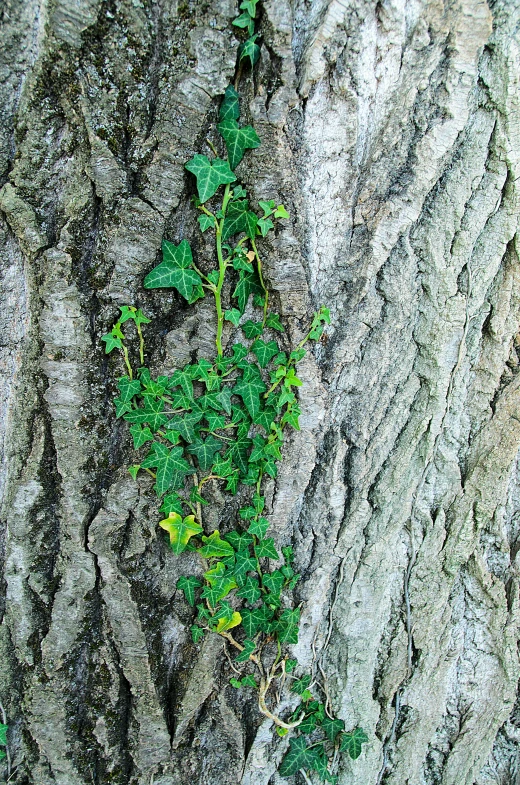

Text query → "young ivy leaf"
[340,728,368,760]
[322,716,345,743]
[224,308,242,326]
[254,537,279,560]
[235,638,256,662]
[187,435,223,471]
[198,530,235,559]
[257,217,274,236]
[129,423,154,449]
[215,610,242,633]
[144,239,202,301]
[240,674,258,687]
[191,625,205,644]
[233,269,262,314]
[239,35,261,67]
[185,154,236,203]
[233,365,266,418]
[141,442,194,495]
[219,84,240,122]
[265,312,284,332]
[247,516,269,538]
[217,120,261,170]
[101,331,123,353]
[251,339,279,368]
[198,214,215,232]
[233,11,255,36]
[159,513,203,554]
[240,0,259,15]
[177,575,202,606]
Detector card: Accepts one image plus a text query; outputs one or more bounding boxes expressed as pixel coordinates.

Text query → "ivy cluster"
[102,0,367,781]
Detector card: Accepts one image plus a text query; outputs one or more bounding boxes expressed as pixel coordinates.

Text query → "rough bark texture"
[1,0,519,783]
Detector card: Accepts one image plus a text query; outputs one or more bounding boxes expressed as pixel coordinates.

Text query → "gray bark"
[0,0,519,783]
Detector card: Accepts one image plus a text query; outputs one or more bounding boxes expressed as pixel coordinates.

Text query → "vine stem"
[251,238,269,324]
[214,183,233,356]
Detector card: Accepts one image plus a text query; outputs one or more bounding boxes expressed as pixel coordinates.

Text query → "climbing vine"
[102,1,367,781]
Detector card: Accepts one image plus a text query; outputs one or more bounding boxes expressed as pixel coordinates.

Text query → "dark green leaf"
[239,35,261,67]
[236,576,262,604]
[241,674,257,687]
[291,673,311,696]
[187,435,223,470]
[102,331,123,353]
[222,200,258,240]
[225,531,253,550]
[118,376,142,403]
[279,737,321,777]
[198,214,216,232]
[141,443,194,495]
[144,239,202,301]
[123,398,168,431]
[247,516,269,538]
[167,409,204,444]
[322,716,345,742]
[257,217,274,236]
[177,575,202,606]
[263,570,284,596]
[242,320,263,339]
[217,119,261,170]
[225,308,242,326]
[235,638,256,662]
[129,424,154,449]
[340,728,368,759]
[254,537,279,560]
[233,365,266,418]
[159,492,184,516]
[191,625,205,643]
[265,313,284,332]
[251,339,279,368]
[219,85,240,122]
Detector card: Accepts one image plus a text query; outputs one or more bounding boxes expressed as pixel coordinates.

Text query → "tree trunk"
[1,0,519,783]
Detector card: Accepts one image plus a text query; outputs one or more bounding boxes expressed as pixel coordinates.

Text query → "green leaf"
[284,368,302,388]
[0,723,7,746]
[265,313,284,332]
[240,0,259,15]
[240,606,270,637]
[217,120,261,170]
[291,674,311,696]
[185,154,236,203]
[216,386,233,415]
[239,34,260,67]
[340,728,368,759]
[170,367,194,400]
[198,214,216,232]
[251,339,279,368]
[198,530,235,559]
[257,217,274,236]
[187,435,223,471]
[242,320,263,339]
[202,574,237,606]
[144,239,202,301]
[230,677,242,688]
[258,199,275,216]
[128,465,140,480]
[142,442,194,495]
[159,513,203,554]
[225,308,242,326]
[159,492,184,516]
[279,737,322,777]
[232,550,257,584]
[236,576,262,604]
[254,537,279,560]
[114,397,132,418]
[225,531,253,550]
[128,424,153,449]
[276,607,300,643]
[123,398,168,431]
[102,330,123,353]
[240,674,257,687]
[233,269,263,314]
[226,432,252,474]
[233,11,255,35]
[254,407,277,432]
[222,199,258,240]
[285,658,298,672]
[233,365,266,418]
[232,343,249,363]
[177,575,202,606]
[191,625,205,643]
[263,570,284,596]
[247,516,269,538]
[322,716,345,742]
[236,638,256,662]
[167,409,204,444]
[274,204,289,219]
[219,84,240,122]
[118,376,142,403]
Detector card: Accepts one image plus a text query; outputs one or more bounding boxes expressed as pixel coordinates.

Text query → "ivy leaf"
[215,610,242,633]
[239,34,260,67]
[240,0,259,15]
[123,398,168,431]
[115,397,133,418]
[118,376,141,403]
[233,11,255,35]
[232,550,257,584]
[129,424,154,449]
[251,339,279,368]
[215,386,233,415]
[235,638,256,662]
[233,365,266,418]
[279,737,322,777]
[222,199,258,240]
[240,606,268,637]
[263,570,284,596]
[242,320,263,339]
[170,367,194,400]
[291,673,311,696]
[187,435,223,470]
[219,84,240,122]
[230,677,242,688]
[253,407,277,433]
[141,443,194,494]
[247,516,269,538]
[285,658,298,672]
[225,308,242,326]
[226,432,252,474]
[340,728,368,759]
[102,330,123,353]
[177,575,202,606]
[198,530,235,559]
[144,239,202,301]
[185,154,236,203]
[202,574,237,606]
[0,723,7,746]
[167,409,204,444]
[236,576,262,604]
[281,404,301,430]
[322,716,345,742]
[263,312,283,332]
[128,465,140,480]
[258,199,275,216]
[225,531,253,550]
[159,513,203,554]
[257,217,274,236]
[233,269,263,314]
[240,674,258,687]
[254,537,279,560]
[191,625,205,643]
[276,607,300,643]
[217,119,261,170]
[198,214,216,232]
[159,492,184,516]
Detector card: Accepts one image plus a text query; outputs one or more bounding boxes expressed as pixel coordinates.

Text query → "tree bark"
[1,0,519,783]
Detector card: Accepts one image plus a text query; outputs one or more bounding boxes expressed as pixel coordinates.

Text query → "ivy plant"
[101,1,367,781]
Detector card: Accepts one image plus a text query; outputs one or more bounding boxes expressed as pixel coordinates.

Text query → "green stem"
[136,324,145,365]
[122,344,133,379]
[214,183,233,356]
[251,238,268,325]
